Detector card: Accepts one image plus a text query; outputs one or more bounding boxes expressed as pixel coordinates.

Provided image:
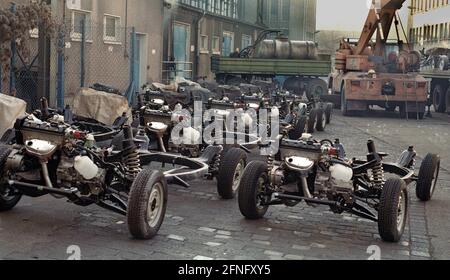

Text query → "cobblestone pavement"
[1,111,449,260]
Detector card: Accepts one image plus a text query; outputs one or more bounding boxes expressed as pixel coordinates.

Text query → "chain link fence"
[1,8,136,112]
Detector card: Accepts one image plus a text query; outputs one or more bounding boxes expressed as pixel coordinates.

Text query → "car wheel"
[238,161,270,219]
[0,145,21,212]
[217,148,247,199]
[325,103,333,124]
[127,169,168,240]
[288,116,307,140]
[416,154,440,202]
[315,108,326,132]
[307,109,318,133]
[378,178,408,242]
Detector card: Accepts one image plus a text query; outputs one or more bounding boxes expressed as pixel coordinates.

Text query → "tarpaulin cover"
[0,93,27,137]
[72,88,131,126]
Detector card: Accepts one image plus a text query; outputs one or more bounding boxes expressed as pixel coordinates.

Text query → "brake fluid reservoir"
[74,156,99,180]
[330,163,353,183]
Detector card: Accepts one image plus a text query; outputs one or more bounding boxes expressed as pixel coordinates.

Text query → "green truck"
[210,33,332,98]
[421,49,450,114]
[426,69,450,114]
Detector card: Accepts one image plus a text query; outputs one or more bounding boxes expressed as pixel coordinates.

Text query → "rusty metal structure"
[330,0,428,119]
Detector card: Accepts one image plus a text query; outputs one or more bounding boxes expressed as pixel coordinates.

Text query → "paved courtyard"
[1,111,449,260]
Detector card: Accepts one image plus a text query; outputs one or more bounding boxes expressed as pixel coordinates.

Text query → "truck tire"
[432,84,446,113]
[307,78,328,101]
[315,108,326,132]
[340,85,350,116]
[416,154,440,202]
[325,103,333,124]
[127,169,168,240]
[217,148,247,199]
[288,116,307,140]
[238,161,270,220]
[0,145,22,212]
[378,178,408,243]
[307,109,318,133]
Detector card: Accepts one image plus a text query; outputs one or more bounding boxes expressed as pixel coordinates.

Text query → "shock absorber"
[367,140,385,189]
[122,126,141,177]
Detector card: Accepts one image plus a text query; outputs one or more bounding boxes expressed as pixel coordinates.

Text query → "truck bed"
[211,55,332,77]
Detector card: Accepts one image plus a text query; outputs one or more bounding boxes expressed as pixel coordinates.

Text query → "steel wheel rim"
[397,190,407,232]
[0,187,15,201]
[430,163,439,196]
[147,182,164,228]
[232,160,245,192]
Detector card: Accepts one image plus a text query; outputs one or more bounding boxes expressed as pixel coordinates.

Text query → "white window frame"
[200,34,209,53]
[103,14,121,44]
[70,9,92,42]
[212,36,221,54]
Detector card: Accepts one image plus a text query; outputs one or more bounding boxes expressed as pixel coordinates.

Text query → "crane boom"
[354,0,406,55]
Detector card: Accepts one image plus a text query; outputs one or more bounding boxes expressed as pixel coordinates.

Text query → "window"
[241,34,252,49]
[222,31,234,57]
[200,35,209,52]
[212,36,220,54]
[71,10,92,41]
[103,15,121,43]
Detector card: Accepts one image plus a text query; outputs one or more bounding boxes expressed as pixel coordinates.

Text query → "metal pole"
[80,18,86,88]
[9,3,17,95]
[128,27,137,104]
[57,30,65,109]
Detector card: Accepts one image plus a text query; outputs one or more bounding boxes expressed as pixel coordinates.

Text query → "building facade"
[162,0,266,81]
[1,0,164,107]
[162,0,318,81]
[260,0,317,41]
[408,0,450,50]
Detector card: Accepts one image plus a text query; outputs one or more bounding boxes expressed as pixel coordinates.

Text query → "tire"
[0,145,21,212]
[416,154,440,202]
[307,109,318,133]
[0,129,13,144]
[127,169,168,240]
[238,161,270,219]
[217,148,247,199]
[288,116,307,140]
[307,78,328,101]
[340,85,351,116]
[315,108,326,132]
[325,103,333,124]
[432,84,446,113]
[378,178,408,242]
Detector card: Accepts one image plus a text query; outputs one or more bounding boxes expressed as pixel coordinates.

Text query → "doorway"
[173,22,190,78]
[136,33,148,88]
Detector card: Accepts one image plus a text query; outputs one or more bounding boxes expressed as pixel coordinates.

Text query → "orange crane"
[330,0,428,119]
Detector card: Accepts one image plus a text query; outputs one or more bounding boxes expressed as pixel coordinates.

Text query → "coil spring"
[371,162,385,189]
[213,153,221,173]
[125,147,141,177]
